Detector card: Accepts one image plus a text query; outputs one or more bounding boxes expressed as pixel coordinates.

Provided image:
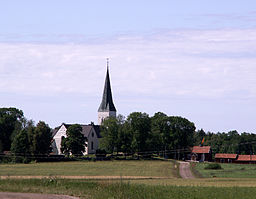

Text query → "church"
[52,60,117,155]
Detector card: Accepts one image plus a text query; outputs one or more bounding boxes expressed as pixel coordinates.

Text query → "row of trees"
[194,129,256,155]
[100,112,196,158]
[0,108,52,162]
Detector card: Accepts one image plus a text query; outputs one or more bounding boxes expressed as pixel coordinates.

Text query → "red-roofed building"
[215,153,237,163]
[191,146,212,162]
[235,155,256,164]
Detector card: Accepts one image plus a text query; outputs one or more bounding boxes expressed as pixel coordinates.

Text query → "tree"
[150,112,171,152]
[0,108,24,151]
[168,116,196,149]
[61,124,86,156]
[100,117,119,153]
[126,112,151,152]
[30,121,52,156]
[11,130,30,157]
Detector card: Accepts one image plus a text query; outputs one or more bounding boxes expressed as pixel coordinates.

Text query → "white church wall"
[53,125,67,154]
[87,128,99,154]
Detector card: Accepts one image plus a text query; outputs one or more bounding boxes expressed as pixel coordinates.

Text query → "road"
[179,162,195,179]
[0,192,79,199]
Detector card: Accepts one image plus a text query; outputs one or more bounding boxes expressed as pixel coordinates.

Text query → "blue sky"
[0,0,256,133]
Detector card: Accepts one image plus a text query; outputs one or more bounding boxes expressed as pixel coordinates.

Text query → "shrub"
[204,163,222,170]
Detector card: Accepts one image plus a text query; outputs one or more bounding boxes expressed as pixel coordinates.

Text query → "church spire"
[98,59,116,113]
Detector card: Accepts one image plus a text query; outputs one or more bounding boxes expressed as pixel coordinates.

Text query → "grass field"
[1,178,256,199]
[1,161,256,198]
[0,160,176,177]
[194,162,256,178]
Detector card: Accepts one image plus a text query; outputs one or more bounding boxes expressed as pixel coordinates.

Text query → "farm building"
[191,146,212,162]
[215,153,237,163]
[235,155,256,164]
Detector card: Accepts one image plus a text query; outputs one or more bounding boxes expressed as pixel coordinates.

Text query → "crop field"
[194,162,256,178]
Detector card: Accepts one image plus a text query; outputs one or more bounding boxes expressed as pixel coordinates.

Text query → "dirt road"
[179,162,195,179]
[0,192,79,199]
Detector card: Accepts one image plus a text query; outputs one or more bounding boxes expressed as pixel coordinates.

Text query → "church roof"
[52,123,101,138]
[98,66,116,112]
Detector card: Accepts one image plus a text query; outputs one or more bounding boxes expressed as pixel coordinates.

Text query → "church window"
[91,142,94,150]
[92,132,94,137]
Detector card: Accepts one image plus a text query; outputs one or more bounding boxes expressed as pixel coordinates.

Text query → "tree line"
[100,112,256,158]
[1,107,256,162]
[99,112,196,158]
[0,108,52,162]
[193,129,256,156]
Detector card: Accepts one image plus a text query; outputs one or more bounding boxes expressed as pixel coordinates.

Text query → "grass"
[1,161,256,198]
[0,160,175,177]
[125,178,256,187]
[1,178,256,199]
[194,162,256,178]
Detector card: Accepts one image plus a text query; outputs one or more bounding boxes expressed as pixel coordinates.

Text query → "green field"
[1,161,256,198]
[1,178,256,199]
[194,162,256,178]
[0,160,176,177]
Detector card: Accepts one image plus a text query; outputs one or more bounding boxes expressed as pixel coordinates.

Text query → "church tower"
[98,59,117,125]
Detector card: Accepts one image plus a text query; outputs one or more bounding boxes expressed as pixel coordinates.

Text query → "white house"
[52,123,101,155]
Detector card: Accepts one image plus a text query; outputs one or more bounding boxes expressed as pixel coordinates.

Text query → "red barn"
[215,153,237,163]
[191,146,212,162]
[235,155,256,164]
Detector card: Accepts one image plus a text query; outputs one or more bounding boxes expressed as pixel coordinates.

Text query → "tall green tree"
[150,112,171,152]
[61,124,86,156]
[100,115,126,153]
[11,129,30,157]
[0,108,24,151]
[126,112,151,152]
[168,116,196,150]
[30,121,52,155]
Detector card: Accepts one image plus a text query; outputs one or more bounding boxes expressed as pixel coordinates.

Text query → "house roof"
[52,123,101,138]
[215,153,237,159]
[98,66,116,112]
[237,155,256,161]
[192,146,211,154]
[52,127,61,137]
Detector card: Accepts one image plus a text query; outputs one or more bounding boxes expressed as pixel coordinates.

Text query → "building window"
[91,142,94,150]
[92,132,94,137]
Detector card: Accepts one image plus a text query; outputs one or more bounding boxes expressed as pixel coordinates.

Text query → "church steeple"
[98,59,116,124]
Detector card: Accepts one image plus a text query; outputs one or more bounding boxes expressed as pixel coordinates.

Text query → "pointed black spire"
[98,60,116,112]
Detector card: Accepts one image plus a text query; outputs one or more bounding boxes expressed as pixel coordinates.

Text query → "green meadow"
[194,162,256,178]
[0,160,176,177]
[1,178,256,199]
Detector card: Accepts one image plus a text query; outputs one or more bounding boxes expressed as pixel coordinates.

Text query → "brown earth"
[0,192,79,199]
[179,162,195,179]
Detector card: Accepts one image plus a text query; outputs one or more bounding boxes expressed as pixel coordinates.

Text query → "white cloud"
[0,29,256,102]
[1,28,256,132]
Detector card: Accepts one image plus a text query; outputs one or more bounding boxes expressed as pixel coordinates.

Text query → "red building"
[191,146,212,162]
[215,153,237,163]
[235,155,256,164]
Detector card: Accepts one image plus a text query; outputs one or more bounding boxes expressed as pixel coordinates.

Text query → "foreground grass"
[0,179,256,199]
[0,160,175,177]
[194,162,256,178]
